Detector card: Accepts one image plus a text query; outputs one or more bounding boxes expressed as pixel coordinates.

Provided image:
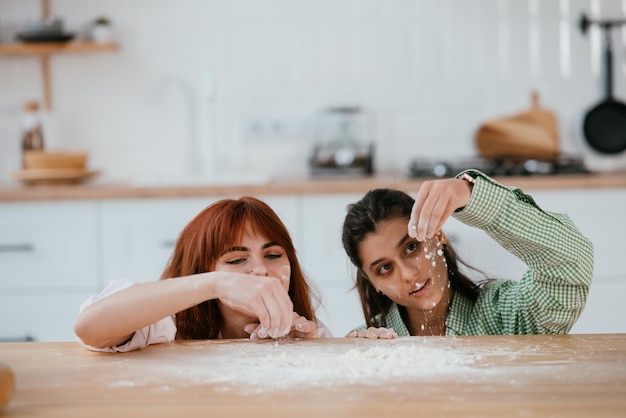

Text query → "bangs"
[211,199,291,257]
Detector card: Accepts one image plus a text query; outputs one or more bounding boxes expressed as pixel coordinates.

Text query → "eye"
[405,241,419,256]
[225,257,246,265]
[377,263,392,275]
[264,246,286,261]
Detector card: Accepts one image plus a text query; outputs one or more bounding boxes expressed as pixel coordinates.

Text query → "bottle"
[21,101,45,168]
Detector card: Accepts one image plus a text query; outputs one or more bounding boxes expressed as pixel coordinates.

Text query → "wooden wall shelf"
[0,0,119,110]
[0,42,118,56]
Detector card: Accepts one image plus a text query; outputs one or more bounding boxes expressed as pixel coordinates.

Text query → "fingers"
[263,288,293,339]
[408,178,472,241]
[245,312,316,340]
[409,181,436,241]
[346,327,397,339]
[218,273,293,339]
[244,322,261,339]
[289,312,317,339]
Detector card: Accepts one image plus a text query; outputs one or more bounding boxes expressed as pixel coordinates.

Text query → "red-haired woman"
[74,196,331,352]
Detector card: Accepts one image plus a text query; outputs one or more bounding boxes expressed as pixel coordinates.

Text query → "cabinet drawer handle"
[0,243,35,253]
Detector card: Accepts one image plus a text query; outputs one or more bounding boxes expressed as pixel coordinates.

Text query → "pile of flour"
[114,338,479,392]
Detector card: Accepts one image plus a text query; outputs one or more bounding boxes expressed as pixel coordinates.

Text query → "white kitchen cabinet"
[297,194,365,337]
[0,292,92,342]
[100,196,299,286]
[529,189,626,334]
[0,201,99,341]
[100,197,219,285]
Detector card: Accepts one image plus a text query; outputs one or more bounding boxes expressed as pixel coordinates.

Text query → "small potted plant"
[91,17,112,43]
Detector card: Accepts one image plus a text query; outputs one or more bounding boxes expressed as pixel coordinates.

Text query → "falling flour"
[108,338,479,393]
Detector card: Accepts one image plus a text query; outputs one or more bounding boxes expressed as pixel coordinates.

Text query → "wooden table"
[1,334,625,417]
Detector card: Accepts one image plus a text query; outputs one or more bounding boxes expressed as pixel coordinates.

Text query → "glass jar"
[21,100,45,168]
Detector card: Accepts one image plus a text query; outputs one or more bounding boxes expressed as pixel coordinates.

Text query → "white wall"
[1,0,625,183]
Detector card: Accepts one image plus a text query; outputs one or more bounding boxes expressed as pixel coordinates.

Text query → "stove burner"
[408,154,589,178]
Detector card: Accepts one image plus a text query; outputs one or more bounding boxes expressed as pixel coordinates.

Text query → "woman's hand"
[244,312,319,340]
[408,177,473,241]
[346,327,398,339]
[213,272,293,339]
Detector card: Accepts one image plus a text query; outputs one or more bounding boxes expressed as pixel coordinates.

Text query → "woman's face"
[358,217,450,311]
[214,224,291,292]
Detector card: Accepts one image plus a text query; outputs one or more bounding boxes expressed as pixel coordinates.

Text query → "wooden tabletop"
[1,172,625,202]
[0,334,625,417]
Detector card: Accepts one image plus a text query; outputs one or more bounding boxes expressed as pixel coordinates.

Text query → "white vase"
[91,24,112,43]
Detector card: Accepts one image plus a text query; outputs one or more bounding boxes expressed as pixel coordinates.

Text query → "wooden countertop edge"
[1,172,625,202]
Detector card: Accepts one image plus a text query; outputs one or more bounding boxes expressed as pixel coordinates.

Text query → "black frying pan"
[580,13,626,154]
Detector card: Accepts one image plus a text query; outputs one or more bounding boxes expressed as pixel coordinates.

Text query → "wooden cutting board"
[475,92,560,160]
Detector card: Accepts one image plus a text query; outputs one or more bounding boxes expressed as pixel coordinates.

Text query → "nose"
[248,257,269,276]
[397,261,418,282]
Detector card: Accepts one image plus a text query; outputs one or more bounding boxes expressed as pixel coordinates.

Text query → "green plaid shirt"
[360,170,594,336]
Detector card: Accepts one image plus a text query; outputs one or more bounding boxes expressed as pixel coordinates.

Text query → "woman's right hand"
[213,272,293,338]
[408,177,473,241]
[346,327,398,339]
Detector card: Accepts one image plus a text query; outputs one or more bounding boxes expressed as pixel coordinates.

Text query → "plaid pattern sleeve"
[448,170,594,335]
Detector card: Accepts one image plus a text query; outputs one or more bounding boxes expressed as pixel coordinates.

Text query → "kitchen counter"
[0,334,625,418]
[1,172,626,202]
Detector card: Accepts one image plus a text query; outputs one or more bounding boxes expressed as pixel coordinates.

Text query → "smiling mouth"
[409,279,430,296]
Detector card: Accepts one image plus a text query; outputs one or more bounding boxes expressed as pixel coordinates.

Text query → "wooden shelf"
[0,41,118,56]
[0,0,119,110]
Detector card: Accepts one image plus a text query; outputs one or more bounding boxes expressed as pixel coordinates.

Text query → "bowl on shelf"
[14,151,99,186]
[23,150,88,170]
[16,16,75,43]
[16,31,75,43]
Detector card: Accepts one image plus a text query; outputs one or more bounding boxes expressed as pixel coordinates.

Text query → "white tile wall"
[0,0,625,183]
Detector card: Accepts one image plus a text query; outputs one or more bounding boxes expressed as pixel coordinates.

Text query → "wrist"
[459,172,475,189]
[455,173,475,212]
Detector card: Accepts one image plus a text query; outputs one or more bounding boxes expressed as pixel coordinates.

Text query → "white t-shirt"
[77,279,333,352]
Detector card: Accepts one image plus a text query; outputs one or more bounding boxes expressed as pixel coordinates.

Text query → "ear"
[437,231,448,245]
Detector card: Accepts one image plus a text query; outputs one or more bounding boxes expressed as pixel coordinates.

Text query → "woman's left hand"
[346,326,398,339]
[245,312,318,340]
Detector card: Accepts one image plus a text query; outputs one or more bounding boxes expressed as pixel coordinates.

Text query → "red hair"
[160,196,318,339]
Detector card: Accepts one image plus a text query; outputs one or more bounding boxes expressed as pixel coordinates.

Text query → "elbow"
[73,311,113,349]
[73,315,99,348]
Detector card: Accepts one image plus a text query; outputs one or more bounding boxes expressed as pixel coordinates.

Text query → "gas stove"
[408,154,589,178]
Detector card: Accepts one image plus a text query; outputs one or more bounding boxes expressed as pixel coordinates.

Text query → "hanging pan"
[580,13,626,154]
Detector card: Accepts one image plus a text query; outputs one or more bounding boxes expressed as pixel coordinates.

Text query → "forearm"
[455,173,593,283]
[73,273,218,348]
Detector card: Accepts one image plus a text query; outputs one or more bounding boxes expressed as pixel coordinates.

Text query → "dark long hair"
[341,188,487,328]
[160,196,318,339]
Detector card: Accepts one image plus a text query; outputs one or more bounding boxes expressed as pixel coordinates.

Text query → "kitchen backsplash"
[0,0,625,184]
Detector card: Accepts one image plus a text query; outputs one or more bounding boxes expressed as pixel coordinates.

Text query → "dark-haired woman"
[341,170,593,338]
[74,196,331,352]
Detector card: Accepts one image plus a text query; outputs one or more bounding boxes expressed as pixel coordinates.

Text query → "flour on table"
[107,338,478,393]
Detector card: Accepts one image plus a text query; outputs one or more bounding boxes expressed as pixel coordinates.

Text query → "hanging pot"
[580,13,626,154]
